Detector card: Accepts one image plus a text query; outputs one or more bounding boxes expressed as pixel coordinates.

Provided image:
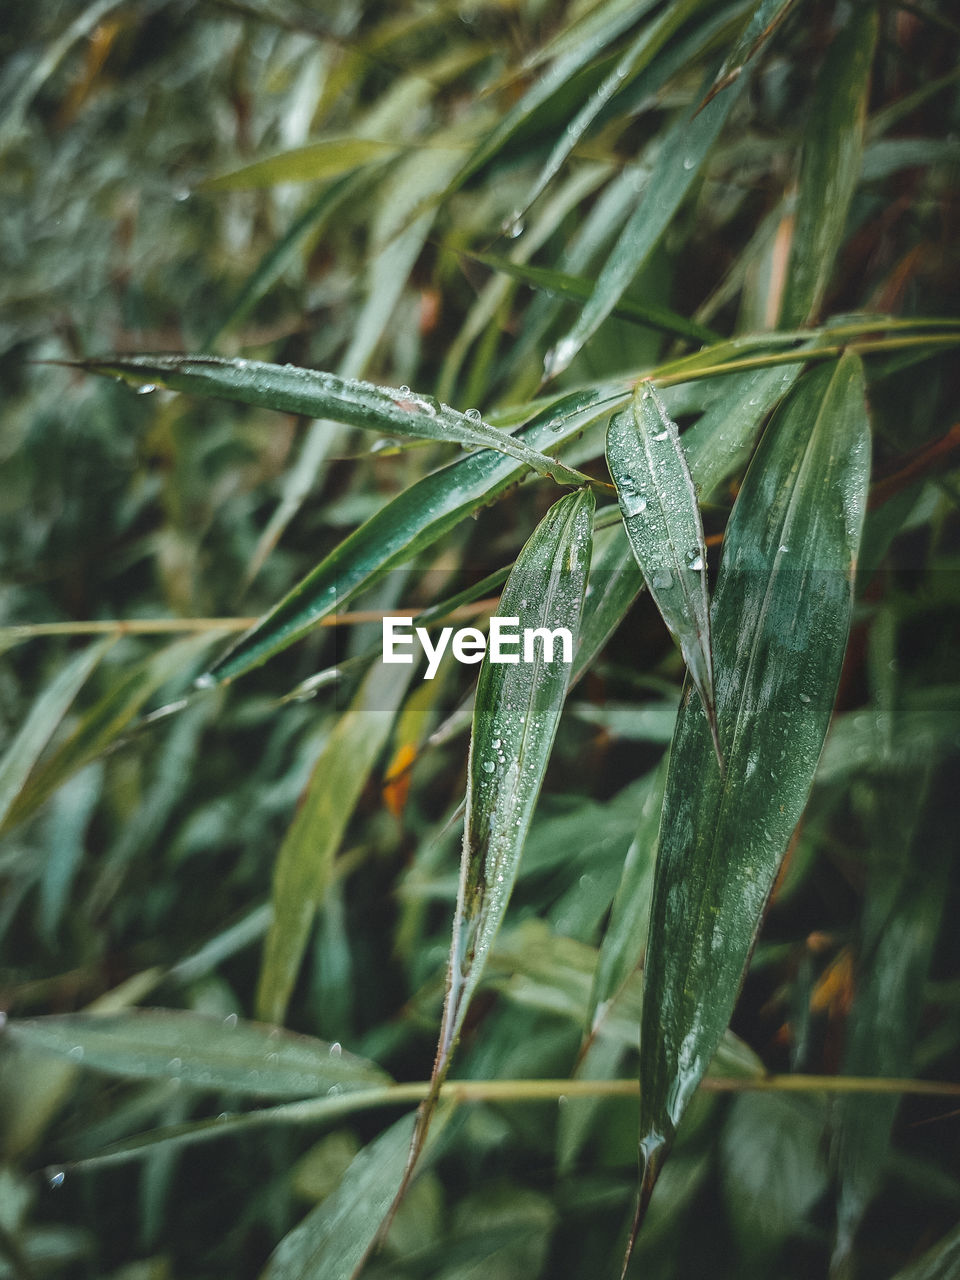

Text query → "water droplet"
[398,384,410,396]
[778,544,789,554]
[503,213,525,239]
[167,1057,182,1074]
[652,429,669,442]
[194,673,216,690]
[136,383,157,396]
[544,337,577,380]
[491,738,501,750]
[68,1045,84,1062]
[652,570,673,590]
[799,693,811,704]
[465,407,481,422]
[329,1041,342,1058]
[686,549,704,572]
[682,156,695,170]
[327,1083,344,1097]
[482,760,496,774]
[223,1013,238,1028]
[47,1168,66,1189]
[549,418,565,433]
[174,188,191,203]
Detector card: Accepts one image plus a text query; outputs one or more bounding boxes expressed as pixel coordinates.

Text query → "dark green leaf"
[545,70,749,377]
[780,7,878,325]
[203,389,621,683]
[636,353,870,1218]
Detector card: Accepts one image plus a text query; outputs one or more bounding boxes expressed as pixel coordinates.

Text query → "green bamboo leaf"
[76,355,595,489]
[450,0,663,193]
[780,7,878,326]
[202,389,621,684]
[830,765,952,1278]
[700,0,797,109]
[261,1109,450,1280]
[634,352,870,1232]
[3,1010,389,1098]
[460,249,720,344]
[438,487,595,1063]
[545,69,749,378]
[0,637,111,830]
[389,488,595,1220]
[0,634,216,836]
[508,0,712,228]
[587,757,667,1037]
[256,656,415,1026]
[200,137,401,190]
[607,382,719,757]
[890,1223,960,1280]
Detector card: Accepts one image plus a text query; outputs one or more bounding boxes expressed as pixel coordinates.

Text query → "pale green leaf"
[3,1009,388,1098]
[256,657,415,1025]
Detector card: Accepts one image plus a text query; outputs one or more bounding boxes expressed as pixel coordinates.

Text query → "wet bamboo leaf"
[780,7,878,325]
[202,389,621,684]
[0,637,111,830]
[450,0,663,193]
[3,1010,388,1098]
[830,764,952,1276]
[0,634,216,836]
[262,1108,450,1280]
[635,353,870,1229]
[460,249,720,344]
[587,756,667,1036]
[77,355,594,488]
[511,0,712,226]
[200,136,401,190]
[256,656,415,1026]
[700,0,797,109]
[607,382,718,756]
[545,70,749,378]
[439,487,594,1065]
[391,488,595,1213]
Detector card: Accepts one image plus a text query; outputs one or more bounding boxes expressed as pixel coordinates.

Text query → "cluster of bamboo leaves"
[1,0,959,1277]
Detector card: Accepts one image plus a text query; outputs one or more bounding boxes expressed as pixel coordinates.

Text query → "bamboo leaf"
[634,352,870,1232]
[890,1223,960,1280]
[256,656,415,1026]
[442,487,594,1064]
[76,355,595,488]
[261,1109,449,1280]
[780,7,878,326]
[200,137,401,190]
[545,69,749,378]
[0,634,216,836]
[3,1010,389,1098]
[509,0,713,227]
[459,249,720,344]
[202,389,621,684]
[606,382,719,757]
[0,638,111,830]
[391,488,595,1217]
[830,765,952,1277]
[587,757,667,1036]
[700,0,797,110]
